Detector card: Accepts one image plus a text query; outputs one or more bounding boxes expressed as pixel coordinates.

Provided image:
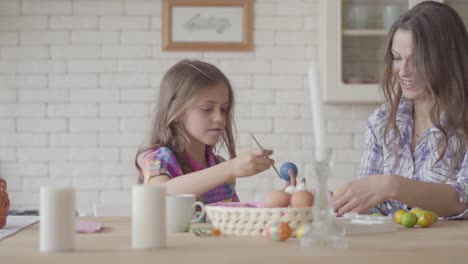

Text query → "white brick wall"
[0,0,378,215]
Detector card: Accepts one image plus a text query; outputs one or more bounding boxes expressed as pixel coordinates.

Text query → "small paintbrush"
[250,133,282,179]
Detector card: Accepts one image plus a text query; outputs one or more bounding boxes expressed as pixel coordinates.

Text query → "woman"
[333,1,468,218]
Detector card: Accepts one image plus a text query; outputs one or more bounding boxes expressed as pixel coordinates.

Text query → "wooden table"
[0,217,467,264]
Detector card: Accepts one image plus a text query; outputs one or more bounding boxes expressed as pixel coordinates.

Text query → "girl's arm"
[149,161,233,196]
[149,149,274,196]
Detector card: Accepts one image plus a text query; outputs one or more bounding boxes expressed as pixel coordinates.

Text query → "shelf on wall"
[342,29,387,36]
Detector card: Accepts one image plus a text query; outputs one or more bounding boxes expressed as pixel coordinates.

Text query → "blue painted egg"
[279,162,298,181]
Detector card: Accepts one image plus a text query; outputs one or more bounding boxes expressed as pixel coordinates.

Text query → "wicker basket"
[0,177,9,229]
[205,203,312,236]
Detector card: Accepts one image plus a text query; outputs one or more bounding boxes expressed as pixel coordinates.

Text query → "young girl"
[333,1,468,218]
[135,59,274,204]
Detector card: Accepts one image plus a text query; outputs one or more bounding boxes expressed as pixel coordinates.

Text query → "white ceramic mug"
[166,194,205,233]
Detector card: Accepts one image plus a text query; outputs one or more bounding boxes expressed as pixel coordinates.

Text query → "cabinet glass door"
[341,0,408,84]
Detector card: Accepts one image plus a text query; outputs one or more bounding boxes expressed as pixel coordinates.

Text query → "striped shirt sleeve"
[359,111,385,177]
[359,106,390,215]
[446,150,468,219]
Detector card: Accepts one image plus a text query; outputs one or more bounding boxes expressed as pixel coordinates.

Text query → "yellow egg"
[295,222,312,238]
[409,208,423,215]
[417,212,433,228]
[263,190,291,208]
[393,209,407,225]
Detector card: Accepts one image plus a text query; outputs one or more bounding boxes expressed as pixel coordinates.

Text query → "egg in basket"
[206,162,314,236]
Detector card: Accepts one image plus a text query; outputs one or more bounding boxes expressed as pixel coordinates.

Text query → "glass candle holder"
[300,151,348,249]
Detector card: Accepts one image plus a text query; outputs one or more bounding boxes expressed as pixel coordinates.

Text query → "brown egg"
[290,190,314,208]
[263,190,291,208]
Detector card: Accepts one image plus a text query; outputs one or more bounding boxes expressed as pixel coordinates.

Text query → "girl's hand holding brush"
[226,149,275,179]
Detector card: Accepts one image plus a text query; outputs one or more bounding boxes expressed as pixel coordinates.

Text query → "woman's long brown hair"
[135,59,237,183]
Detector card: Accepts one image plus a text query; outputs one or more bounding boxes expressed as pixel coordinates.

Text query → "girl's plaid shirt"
[142,147,239,204]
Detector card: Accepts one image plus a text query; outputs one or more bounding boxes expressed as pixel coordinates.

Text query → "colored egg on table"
[417,213,433,228]
[369,212,383,217]
[401,212,418,228]
[265,222,292,241]
[295,222,312,238]
[279,162,298,181]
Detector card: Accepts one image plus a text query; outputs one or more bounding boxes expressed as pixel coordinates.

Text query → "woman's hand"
[332,175,397,216]
[228,149,274,178]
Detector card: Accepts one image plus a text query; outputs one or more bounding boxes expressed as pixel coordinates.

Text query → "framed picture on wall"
[162,0,253,51]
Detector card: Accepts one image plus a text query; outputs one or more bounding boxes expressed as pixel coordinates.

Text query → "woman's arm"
[395,149,468,217]
[333,174,467,217]
[333,174,394,216]
[333,116,391,215]
[391,176,467,217]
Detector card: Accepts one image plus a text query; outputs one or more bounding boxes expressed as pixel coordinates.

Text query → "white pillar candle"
[308,62,327,162]
[132,185,166,249]
[40,187,75,253]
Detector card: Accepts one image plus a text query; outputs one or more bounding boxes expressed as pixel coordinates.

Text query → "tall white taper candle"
[308,62,327,162]
[132,185,166,249]
[40,187,75,252]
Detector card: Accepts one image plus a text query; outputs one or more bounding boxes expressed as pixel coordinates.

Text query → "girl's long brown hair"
[135,59,237,183]
[382,1,468,164]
